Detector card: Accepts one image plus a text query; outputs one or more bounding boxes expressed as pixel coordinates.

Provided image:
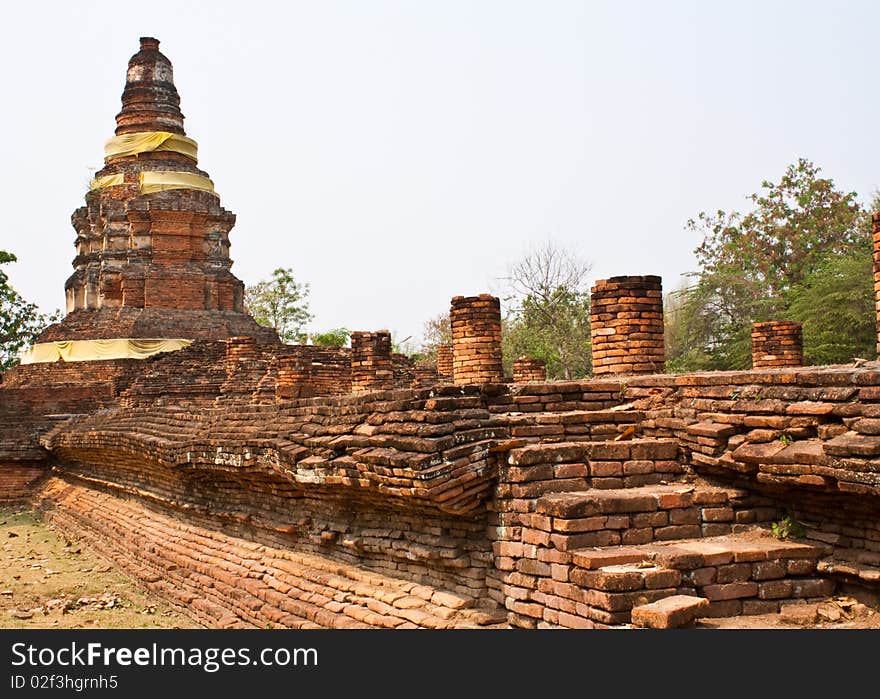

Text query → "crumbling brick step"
[562,532,832,623]
[508,439,680,466]
[538,483,741,517]
[631,595,709,629]
[533,483,748,548]
[504,410,645,442]
[817,556,880,587]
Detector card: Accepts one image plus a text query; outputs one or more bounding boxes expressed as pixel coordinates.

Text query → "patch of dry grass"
[0,506,199,629]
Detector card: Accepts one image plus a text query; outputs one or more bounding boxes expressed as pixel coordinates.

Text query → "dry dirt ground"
[0,506,199,629]
[696,605,880,630]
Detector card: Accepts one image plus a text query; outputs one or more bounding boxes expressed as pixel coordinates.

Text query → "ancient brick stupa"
[26,37,275,363]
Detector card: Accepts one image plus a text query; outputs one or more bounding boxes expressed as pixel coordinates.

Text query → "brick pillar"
[350,330,394,392]
[512,356,546,383]
[590,275,664,376]
[450,294,503,385]
[436,343,453,380]
[276,355,313,400]
[751,321,803,368]
[873,212,880,355]
[225,336,258,378]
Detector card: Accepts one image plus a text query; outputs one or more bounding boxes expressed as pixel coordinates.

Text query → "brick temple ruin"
[1,38,879,629]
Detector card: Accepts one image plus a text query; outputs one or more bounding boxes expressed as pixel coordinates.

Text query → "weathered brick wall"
[35,478,503,629]
[0,359,146,464]
[751,321,803,368]
[450,295,503,385]
[18,359,880,628]
[590,275,664,376]
[276,355,313,400]
[512,356,547,383]
[624,367,880,554]
[39,383,514,604]
[294,346,351,396]
[0,462,48,502]
[12,316,880,628]
[485,380,625,414]
[1,357,144,391]
[437,344,453,381]
[351,331,393,392]
[873,212,880,355]
[37,308,277,343]
[117,340,352,407]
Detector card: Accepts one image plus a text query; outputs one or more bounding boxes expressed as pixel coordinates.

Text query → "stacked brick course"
[225,336,259,375]
[0,463,47,502]
[590,275,664,376]
[437,344,454,381]
[874,212,880,355]
[512,356,547,383]
[276,356,313,400]
[0,358,145,475]
[751,321,803,369]
[38,309,276,343]
[485,380,624,414]
[37,480,503,629]
[450,295,503,385]
[351,331,394,392]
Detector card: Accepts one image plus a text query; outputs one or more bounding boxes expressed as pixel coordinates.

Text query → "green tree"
[670,159,873,370]
[244,268,313,343]
[418,312,452,363]
[0,251,54,370]
[788,249,875,365]
[501,241,592,380]
[310,327,350,347]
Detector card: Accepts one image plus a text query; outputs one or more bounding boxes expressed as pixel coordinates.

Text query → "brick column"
[436,343,454,380]
[275,355,313,400]
[590,275,664,376]
[512,356,546,383]
[450,294,503,385]
[350,330,394,392]
[225,336,258,378]
[751,321,803,368]
[873,212,880,355]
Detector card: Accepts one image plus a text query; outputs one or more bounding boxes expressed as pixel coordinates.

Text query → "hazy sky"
[2,1,878,347]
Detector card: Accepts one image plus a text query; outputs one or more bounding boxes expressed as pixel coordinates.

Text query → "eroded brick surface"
[752,322,803,369]
[590,276,664,376]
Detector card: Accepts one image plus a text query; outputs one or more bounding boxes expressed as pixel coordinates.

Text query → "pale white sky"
[1,1,878,346]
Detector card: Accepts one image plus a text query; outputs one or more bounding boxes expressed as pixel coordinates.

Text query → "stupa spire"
[28,36,277,350]
[115,37,185,135]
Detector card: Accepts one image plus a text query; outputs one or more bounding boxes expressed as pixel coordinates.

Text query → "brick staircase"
[505,409,645,443]
[494,435,832,629]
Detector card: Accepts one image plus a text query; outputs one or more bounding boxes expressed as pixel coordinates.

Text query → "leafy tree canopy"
[500,240,593,380]
[244,268,313,343]
[0,251,57,370]
[668,159,875,371]
[310,327,350,347]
